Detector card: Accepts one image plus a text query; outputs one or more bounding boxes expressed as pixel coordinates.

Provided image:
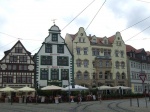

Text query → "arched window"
[122,72,125,79]
[116,72,120,80]
[77,71,82,79]
[115,61,119,69]
[121,61,125,69]
[84,71,89,80]
[115,50,119,57]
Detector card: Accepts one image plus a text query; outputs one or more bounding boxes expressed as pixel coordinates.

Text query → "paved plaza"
[0,98,150,112]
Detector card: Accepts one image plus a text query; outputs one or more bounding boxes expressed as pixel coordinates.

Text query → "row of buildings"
[0,24,150,94]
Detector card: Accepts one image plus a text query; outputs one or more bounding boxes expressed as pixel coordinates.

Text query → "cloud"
[106,0,150,34]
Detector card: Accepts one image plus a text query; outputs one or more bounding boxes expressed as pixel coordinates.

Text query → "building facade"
[0,40,35,89]
[35,24,73,88]
[126,45,150,93]
[65,28,128,88]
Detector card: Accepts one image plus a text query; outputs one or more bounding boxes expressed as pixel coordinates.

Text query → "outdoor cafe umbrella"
[97,85,116,90]
[113,86,131,90]
[17,86,35,92]
[0,86,16,105]
[17,86,35,104]
[0,86,16,92]
[41,85,63,90]
[62,85,89,91]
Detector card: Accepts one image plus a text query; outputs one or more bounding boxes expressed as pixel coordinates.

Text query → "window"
[84,71,88,79]
[92,49,99,56]
[115,50,119,57]
[19,65,28,70]
[99,60,102,67]
[19,56,27,62]
[52,33,58,41]
[27,77,32,83]
[104,39,107,44]
[131,62,133,68]
[99,72,103,79]
[121,61,125,69]
[83,60,88,67]
[77,71,82,79]
[13,65,17,70]
[120,51,124,57]
[57,56,68,66]
[115,61,119,69]
[16,77,21,83]
[93,39,96,43]
[22,76,26,83]
[105,71,109,79]
[3,76,13,83]
[41,56,52,65]
[93,73,96,79]
[51,69,59,80]
[76,59,81,67]
[16,76,31,83]
[83,47,88,55]
[61,69,69,80]
[116,72,120,80]
[9,56,17,62]
[40,69,48,80]
[57,44,64,53]
[7,65,17,70]
[76,48,80,55]
[45,44,52,53]
[79,38,81,42]
[110,73,112,79]
[106,61,109,67]
[117,41,121,46]
[83,38,85,42]
[104,49,111,57]
[122,73,125,79]
[15,47,22,53]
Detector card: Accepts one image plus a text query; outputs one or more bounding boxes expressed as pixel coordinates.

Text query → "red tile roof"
[136,48,143,53]
[126,44,136,52]
[108,35,115,43]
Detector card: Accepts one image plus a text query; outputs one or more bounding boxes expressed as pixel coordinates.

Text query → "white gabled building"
[35,24,73,88]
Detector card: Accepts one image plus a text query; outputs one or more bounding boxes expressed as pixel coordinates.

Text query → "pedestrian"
[76,95,79,104]
[98,94,102,103]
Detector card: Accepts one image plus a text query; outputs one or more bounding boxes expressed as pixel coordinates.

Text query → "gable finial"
[51,19,57,25]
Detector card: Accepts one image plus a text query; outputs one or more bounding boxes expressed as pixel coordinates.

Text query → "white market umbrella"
[17,86,35,92]
[0,86,16,92]
[0,86,16,105]
[62,85,89,91]
[41,85,63,90]
[17,86,35,104]
[97,85,116,90]
[113,86,131,90]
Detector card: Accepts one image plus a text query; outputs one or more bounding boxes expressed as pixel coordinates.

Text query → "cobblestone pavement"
[0,98,150,112]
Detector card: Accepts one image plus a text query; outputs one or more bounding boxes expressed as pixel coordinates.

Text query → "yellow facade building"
[65,28,128,88]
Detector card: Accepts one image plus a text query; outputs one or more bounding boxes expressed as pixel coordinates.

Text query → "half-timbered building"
[0,40,35,90]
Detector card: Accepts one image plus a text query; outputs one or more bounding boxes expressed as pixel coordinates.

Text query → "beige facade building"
[65,28,128,88]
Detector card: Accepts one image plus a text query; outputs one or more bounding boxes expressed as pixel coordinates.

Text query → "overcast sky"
[0,0,150,58]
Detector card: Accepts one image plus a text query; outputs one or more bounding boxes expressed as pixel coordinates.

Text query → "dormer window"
[52,33,58,41]
[104,39,108,44]
[93,39,96,43]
